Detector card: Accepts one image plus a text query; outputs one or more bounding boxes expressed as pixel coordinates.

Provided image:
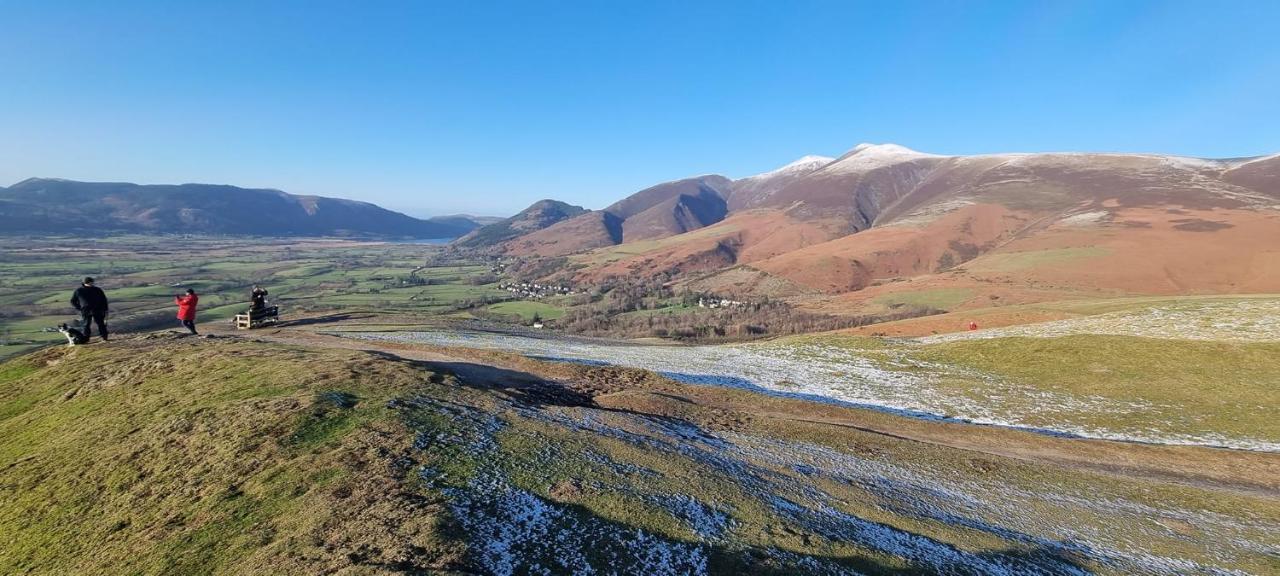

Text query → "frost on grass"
[351,329,1275,451]
[921,300,1280,344]
[399,395,711,576]
[389,376,1273,574]
[731,434,1275,575]
[448,480,709,576]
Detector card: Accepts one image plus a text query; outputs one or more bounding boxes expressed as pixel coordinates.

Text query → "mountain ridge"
[0,178,481,238]
[477,143,1280,317]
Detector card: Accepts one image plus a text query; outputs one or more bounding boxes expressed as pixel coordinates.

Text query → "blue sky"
[2,1,1278,217]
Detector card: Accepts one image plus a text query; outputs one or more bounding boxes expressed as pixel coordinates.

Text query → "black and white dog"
[57,323,89,346]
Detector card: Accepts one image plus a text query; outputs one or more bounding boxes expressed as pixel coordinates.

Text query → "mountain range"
[458,143,1280,323]
[0,178,486,238]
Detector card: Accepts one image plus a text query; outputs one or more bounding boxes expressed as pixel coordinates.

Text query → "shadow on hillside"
[360,350,597,409]
[527,357,1091,441]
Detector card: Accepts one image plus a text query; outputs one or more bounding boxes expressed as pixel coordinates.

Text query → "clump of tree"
[422,250,491,268]
[506,256,575,285]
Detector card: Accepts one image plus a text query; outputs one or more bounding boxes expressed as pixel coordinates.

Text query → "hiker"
[250,285,269,311]
[175,288,199,335]
[70,277,110,342]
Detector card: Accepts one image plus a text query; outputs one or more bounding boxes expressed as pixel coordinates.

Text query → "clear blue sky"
[3,1,1278,217]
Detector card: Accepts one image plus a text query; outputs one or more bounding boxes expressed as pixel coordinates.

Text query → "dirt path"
[210,321,1280,499]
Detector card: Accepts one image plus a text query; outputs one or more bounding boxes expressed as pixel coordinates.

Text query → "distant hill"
[501,175,733,256]
[0,178,475,238]
[472,144,1280,318]
[452,199,588,248]
[604,175,733,242]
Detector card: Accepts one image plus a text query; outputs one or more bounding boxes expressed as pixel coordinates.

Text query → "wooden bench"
[234,306,279,329]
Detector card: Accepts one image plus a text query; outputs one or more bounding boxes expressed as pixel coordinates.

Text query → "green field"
[483,300,565,322]
[0,237,513,358]
[778,296,1280,449]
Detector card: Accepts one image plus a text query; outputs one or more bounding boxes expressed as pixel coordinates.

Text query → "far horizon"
[8,141,1278,219]
[4,1,1278,216]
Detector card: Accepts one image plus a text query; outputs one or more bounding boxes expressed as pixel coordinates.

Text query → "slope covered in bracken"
[487,144,1280,326]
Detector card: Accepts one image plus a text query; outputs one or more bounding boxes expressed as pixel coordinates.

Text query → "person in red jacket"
[175,288,199,335]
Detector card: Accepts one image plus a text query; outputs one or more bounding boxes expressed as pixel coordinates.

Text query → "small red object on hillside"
[968,321,979,331]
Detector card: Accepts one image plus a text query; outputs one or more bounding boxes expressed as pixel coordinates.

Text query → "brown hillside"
[484,146,1279,330]
[751,203,1031,293]
[571,210,836,283]
[505,211,623,257]
[620,189,728,242]
[603,175,731,220]
[798,206,1280,321]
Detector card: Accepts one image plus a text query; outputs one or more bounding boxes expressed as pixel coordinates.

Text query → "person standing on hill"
[70,277,110,342]
[175,288,199,335]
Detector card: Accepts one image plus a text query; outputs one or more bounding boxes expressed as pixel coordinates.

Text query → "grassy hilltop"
[1,334,1276,575]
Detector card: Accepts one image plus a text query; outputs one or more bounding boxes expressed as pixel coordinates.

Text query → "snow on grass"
[403,396,712,576]
[921,300,1280,344]
[347,329,1276,451]
[731,434,1273,575]
[393,367,1272,574]
[822,143,943,174]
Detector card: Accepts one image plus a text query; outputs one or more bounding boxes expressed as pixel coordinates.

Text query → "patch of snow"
[736,155,834,182]
[820,143,945,174]
[1155,155,1227,171]
[1055,210,1111,227]
[1225,152,1280,168]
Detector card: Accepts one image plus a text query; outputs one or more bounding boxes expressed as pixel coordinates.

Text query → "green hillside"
[1,334,1275,575]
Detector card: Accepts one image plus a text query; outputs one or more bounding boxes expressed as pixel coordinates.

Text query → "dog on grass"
[57,323,89,346]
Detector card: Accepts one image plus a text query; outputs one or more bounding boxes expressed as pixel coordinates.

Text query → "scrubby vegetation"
[546,277,942,341]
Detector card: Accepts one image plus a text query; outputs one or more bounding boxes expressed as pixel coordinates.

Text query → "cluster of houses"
[697,296,746,309]
[499,281,577,299]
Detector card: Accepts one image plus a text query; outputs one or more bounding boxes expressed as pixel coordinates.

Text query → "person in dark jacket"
[70,277,109,342]
[175,289,199,335]
[251,285,269,311]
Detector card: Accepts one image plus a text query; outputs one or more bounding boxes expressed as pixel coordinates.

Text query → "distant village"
[498,281,578,299]
[696,296,747,309]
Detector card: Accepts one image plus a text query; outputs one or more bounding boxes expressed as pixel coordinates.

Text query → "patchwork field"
[0,236,510,360]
